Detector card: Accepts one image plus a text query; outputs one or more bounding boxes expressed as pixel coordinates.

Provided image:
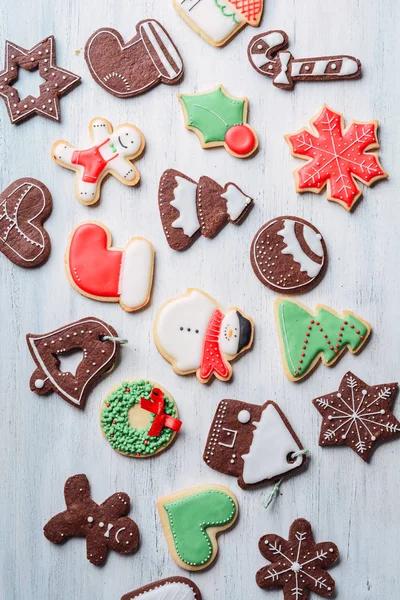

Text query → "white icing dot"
[34,379,45,389]
[87,516,94,523]
[238,409,251,424]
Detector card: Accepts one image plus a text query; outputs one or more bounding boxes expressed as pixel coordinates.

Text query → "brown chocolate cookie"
[250,216,327,293]
[0,178,52,268]
[85,21,183,98]
[121,577,202,600]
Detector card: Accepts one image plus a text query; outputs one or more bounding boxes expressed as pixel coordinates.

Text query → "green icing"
[179,86,245,143]
[101,380,177,456]
[163,490,236,566]
[278,301,369,378]
[214,0,239,23]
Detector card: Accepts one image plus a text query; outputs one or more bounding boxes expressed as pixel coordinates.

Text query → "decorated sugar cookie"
[0,35,80,124]
[250,216,327,293]
[121,577,202,600]
[52,117,145,205]
[44,474,140,566]
[285,105,388,211]
[313,372,400,461]
[157,484,238,570]
[0,178,52,268]
[173,0,263,47]
[256,518,339,598]
[154,288,254,384]
[65,222,154,312]
[159,169,253,250]
[101,380,182,458]
[248,30,361,90]
[85,20,183,98]
[275,299,371,382]
[26,317,121,409]
[204,400,306,489]
[178,86,258,158]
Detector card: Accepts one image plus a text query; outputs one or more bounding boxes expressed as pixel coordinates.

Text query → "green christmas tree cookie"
[275,299,371,381]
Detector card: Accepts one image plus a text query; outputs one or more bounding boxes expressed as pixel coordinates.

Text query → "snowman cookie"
[153,288,254,383]
[52,117,145,205]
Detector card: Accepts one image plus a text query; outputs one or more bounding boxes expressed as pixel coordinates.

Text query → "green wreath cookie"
[101,380,182,457]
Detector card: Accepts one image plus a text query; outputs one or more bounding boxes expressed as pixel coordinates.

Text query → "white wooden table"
[1,1,399,598]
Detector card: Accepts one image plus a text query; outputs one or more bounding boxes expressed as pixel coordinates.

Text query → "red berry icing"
[224,124,256,156]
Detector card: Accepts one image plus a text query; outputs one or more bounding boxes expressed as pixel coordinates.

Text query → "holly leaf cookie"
[178,85,258,158]
[0,35,80,124]
[65,221,154,312]
[285,105,387,211]
[204,400,306,489]
[44,474,140,566]
[0,178,52,268]
[157,484,238,570]
[275,299,371,381]
[154,288,254,384]
[85,20,183,98]
[256,518,339,599]
[313,372,400,461]
[121,577,202,600]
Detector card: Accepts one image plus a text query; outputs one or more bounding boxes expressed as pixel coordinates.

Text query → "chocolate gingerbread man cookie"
[44,474,140,566]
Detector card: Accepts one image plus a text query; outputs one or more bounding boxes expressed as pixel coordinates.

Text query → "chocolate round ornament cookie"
[250,216,327,294]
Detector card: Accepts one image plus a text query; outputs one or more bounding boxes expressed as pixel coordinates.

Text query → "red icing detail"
[68,223,122,298]
[199,309,230,381]
[224,124,256,156]
[356,330,360,334]
[287,106,386,208]
[71,139,117,183]
[140,388,182,437]
[126,388,130,392]
[106,403,110,407]
[228,0,263,23]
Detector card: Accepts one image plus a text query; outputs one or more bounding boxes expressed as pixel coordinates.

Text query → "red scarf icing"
[199,309,230,380]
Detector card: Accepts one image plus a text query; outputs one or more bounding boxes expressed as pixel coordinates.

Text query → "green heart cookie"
[162,489,237,566]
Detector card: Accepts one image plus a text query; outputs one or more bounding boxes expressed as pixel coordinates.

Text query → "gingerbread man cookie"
[52,117,145,205]
[44,474,140,566]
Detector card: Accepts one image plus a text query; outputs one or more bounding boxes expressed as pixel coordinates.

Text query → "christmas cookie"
[26,317,121,409]
[250,216,327,294]
[65,222,154,312]
[52,117,145,205]
[101,380,182,458]
[285,105,388,211]
[159,169,253,250]
[44,474,140,566]
[157,484,238,571]
[121,577,202,600]
[0,35,80,124]
[85,20,183,98]
[275,299,371,382]
[204,400,305,489]
[256,518,339,598]
[313,372,400,461]
[173,0,263,47]
[154,288,254,383]
[178,85,258,158]
[248,30,361,90]
[0,178,52,268]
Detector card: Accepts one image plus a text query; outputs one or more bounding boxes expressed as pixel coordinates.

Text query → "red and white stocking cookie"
[26,317,121,409]
[44,474,140,566]
[159,169,253,250]
[154,288,254,383]
[85,20,183,98]
[0,178,52,268]
[204,400,306,489]
[65,222,154,312]
[52,117,145,205]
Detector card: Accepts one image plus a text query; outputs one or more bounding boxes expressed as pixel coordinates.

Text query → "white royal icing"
[130,582,197,600]
[238,409,251,423]
[221,183,251,222]
[250,31,285,69]
[155,289,216,371]
[119,238,153,309]
[140,21,183,79]
[337,57,359,75]
[277,219,323,278]
[171,176,200,237]
[291,57,359,78]
[242,404,303,484]
[178,0,243,44]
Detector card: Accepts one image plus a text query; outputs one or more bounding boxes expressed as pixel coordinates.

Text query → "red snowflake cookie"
[285,105,387,211]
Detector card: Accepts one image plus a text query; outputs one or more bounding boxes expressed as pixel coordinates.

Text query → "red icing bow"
[199,309,230,381]
[140,388,182,437]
